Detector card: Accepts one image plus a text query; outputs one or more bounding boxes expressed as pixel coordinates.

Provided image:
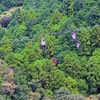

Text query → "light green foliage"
[0,77,2,85]
[15,22,26,37]
[51,24,61,32]
[21,41,42,63]
[49,68,67,92]
[45,89,53,98]
[86,48,100,94]
[44,35,56,58]
[28,59,54,80]
[59,15,68,30]
[0,26,5,41]
[0,36,12,59]
[47,10,62,32]
[32,24,43,34]
[66,76,78,94]
[78,28,92,56]
[13,67,30,100]
[77,79,88,95]
[63,0,74,16]
[52,10,62,24]
[28,59,67,93]
[1,0,100,99]
[17,8,36,24]
[5,52,24,67]
[91,25,100,48]
[63,53,82,78]
[78,25,100,56]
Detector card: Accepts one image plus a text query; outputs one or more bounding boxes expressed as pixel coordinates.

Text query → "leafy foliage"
[0,0,100,99]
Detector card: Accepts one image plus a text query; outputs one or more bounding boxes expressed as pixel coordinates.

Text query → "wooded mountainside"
[0,0,100,100]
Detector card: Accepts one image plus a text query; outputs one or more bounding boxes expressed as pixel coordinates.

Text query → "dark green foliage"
[0,26,5,41]
[77,79,88,95]
[86,7,100,26]
[13,67,30,100]
[0,4,6,14]
[74,0,84,11]
[86,49,100,94]
[0,36,12,59]
[0,0,24,13]
[0,0,100,99]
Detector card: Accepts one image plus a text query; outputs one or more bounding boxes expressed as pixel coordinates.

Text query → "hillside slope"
[0,0,100,100]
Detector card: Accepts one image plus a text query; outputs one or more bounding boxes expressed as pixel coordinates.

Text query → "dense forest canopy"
[0,0,100,100]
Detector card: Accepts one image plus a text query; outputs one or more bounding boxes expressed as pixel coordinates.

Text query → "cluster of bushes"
[0,0,100,99]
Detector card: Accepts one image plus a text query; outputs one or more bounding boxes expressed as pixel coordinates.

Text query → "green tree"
[0,36,12,59]
[21,41,42,63]
[78,28,92,56]
[49,68,67,92]
[0,77,2,86]
[63,53,82,78]
[66,76,78,94]
[86,6,100,26]
[15,22,26,37]
[42,35,56,58]
[91,25,100,49]
[86,49,100,94]
[77,79,88,95]
[74,0,84,11]
[13,67,30,100]
[46,10,62,32]
[0,26,5,41]
[63,0,74,16]
[5,52,24,67]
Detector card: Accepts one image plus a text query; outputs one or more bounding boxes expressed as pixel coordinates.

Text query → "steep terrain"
[0,0,100,100]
